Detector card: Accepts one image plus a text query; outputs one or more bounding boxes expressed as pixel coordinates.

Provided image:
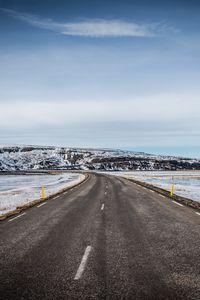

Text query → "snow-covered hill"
[0,145,200,171]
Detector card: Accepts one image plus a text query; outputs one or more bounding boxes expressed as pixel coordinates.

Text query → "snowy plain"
[0,173,83,216]
[109,171,200,203]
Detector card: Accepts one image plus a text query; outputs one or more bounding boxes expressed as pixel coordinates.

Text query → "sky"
[0,0,200,158]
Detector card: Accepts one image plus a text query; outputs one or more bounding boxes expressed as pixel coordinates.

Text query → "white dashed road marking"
[54,196,59,199]
[195,212,200,216]
[172,201,183,207]
[8,213,26,222]
[101,204,104,210]
[74,246,92,280]
[37,202,46,208]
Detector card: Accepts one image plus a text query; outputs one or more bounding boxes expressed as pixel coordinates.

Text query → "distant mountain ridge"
[0,145,200,171]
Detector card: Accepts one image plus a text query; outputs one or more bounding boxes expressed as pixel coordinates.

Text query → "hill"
[0,145,200,171]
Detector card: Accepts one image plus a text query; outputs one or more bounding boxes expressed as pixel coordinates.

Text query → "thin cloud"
[1,8,173,37]
[0,94,199,128]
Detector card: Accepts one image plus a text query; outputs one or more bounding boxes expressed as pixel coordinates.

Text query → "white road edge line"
[195,212,200,216]
[37,202,46,208]
[101,204,104,210]
[161,195,165,198]
[74,246,92,280]
[8,212,26,222]
[54,196,59,199]
[172,200,183,207]
[63,191,68,195]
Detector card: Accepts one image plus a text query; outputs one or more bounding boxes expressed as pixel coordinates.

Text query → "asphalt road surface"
[0,173,200,300]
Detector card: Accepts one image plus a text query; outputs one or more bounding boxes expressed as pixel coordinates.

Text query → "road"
[0,173,200,299]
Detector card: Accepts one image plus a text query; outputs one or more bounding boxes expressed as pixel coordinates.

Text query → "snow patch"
[0,173,83,216]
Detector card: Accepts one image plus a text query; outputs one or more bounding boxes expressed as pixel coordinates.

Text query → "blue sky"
[0,0,200,157]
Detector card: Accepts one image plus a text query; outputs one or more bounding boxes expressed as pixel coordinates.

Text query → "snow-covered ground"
[109,171,200,203]
[0,173,84,216]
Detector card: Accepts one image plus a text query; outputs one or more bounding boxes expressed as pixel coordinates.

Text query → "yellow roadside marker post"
[170,176,174,196]
[42,184,45,200]
[170,183,174,197]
